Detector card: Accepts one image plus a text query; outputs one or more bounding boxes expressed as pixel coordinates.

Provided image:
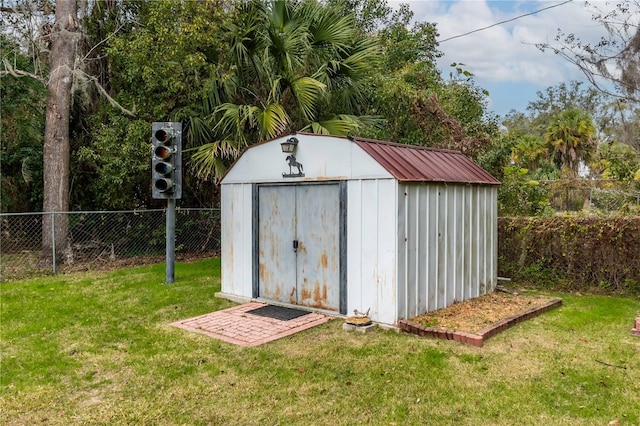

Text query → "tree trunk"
[39,0,79,268]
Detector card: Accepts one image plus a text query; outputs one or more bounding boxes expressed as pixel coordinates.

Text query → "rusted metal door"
[295,184,340,310]
[257,183,341,311]
[257,186,297,303]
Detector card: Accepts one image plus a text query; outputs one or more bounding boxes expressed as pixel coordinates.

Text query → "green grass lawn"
[1,259,639,425]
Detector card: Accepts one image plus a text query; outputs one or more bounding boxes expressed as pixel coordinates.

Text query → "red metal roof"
[352,137,500,185]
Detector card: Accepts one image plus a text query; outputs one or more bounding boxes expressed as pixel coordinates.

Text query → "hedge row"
[498,216,640,292]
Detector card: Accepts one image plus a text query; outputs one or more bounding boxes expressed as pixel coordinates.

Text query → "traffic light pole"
[151,121,181,284]
[166,198,176,284]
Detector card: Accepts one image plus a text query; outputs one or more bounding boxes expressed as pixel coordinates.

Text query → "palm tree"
[511,134,550,172]
[545,108,597,177]
[182,0,381,180]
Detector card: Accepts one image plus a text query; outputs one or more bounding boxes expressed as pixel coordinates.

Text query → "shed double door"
[257,183,342,312]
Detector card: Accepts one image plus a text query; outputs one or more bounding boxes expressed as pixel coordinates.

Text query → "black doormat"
[246,305,311,321]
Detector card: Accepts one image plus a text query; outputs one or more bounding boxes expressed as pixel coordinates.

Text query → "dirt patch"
[410,291,557,334]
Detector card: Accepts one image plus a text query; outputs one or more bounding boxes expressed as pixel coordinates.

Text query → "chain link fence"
[0,209,220,282]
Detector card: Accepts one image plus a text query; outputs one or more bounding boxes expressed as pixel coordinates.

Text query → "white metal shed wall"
[220,183,254,300]
[220,134,397,305]
[396,183,498,321]
[346,178,398,325]
[221,178,401,324]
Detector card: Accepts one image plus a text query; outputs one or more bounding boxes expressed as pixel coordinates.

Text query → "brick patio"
[170,302,331,347]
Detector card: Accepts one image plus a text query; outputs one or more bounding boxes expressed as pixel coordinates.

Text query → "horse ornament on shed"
[283,154,304,177]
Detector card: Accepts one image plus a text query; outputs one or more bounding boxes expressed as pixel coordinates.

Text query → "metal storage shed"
[218,133,500,326]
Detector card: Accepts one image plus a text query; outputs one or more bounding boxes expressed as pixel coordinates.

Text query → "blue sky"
[390,0,611,117]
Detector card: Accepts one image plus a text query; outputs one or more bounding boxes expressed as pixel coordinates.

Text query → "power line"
[438,0,574,44]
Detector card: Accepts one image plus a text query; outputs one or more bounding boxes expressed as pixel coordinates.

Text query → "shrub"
[498,216,640,293]
[498,167,552,216]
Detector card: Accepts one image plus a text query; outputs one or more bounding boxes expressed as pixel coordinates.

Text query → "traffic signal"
[152,122,182,199]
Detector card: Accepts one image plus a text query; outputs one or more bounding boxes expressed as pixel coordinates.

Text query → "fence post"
[51,212,56,274]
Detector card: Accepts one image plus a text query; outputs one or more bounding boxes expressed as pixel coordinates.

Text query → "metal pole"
[166,198,176,283]
[51,212,57,274]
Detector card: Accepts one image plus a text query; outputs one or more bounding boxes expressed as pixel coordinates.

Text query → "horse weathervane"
[283,154,304,178]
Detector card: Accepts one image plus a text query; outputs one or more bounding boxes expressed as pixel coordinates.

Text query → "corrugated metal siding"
[221,183,254,299]
[397,183,498,320]
[346,178,398,325]
[353,138,500,185]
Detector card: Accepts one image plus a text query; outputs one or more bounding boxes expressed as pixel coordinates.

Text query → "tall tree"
[78,0,226,209]
[545,109,597,177]
[510,134,550,173]
[503,80,640,152]
[355,2,499,157]
[537,0,640,104]
[604,98,640,150]
[590,141,640,181]
[503,81,606,137]
[184,0,381,180]
[39,0,80,266]
[527,81,606,135]
[2,1,137,263]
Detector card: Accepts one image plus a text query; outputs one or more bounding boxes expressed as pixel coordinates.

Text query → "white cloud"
[389,0,623,114]
[391,1,612,82]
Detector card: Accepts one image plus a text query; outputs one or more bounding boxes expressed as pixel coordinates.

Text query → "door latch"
[293,240,299,252]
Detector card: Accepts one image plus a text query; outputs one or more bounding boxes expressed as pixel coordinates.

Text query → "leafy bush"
[499,216,640,293]
[498,167,552,216]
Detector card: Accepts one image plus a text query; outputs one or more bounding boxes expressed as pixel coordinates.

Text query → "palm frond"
[190,141,236,181]
[310,9,353,46]
[302,114,384,136]
[263,0,309,76]
[214,102,262,146]
[342,114,385,128]
[301,115,359,136]
[269,0,292,30]
[313,60,340,88]
[230,1,267,66]
[303,121,332,135]
[329,83,365,113]
[340,38,381,79]
[267,76,286,104]
[313,38,380,93]
[290,76,326,121]
[258,103,291,139]
[207,72,240,112]
[186,115,215,148]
